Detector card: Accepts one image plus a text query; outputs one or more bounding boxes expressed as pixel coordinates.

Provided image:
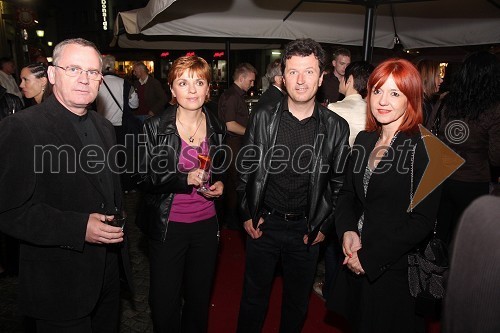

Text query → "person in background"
[416,59,443,124]
[328,60,374,146]
[429,51,500,247]
[0,84,23,279]
[132,61,168,122]
[317,48,351,105]
[253,59,285,111]
[218,62,257,230]
[326,58,441,333]
[0,84,23,120]
[443,195,500,333]
[0,57,23,102]
[34,55,50,66]
[312,61,374,299]
[19,62,52,106]
[96,55,139,193]
[236,38,350,333]
[0,38,133,333]
[135,55,226,333]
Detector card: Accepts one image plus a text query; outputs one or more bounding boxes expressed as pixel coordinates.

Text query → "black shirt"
[64,110,116,213]
[263,105,317,213]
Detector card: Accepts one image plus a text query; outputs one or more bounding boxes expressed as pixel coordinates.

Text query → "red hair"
[365,58,423,133]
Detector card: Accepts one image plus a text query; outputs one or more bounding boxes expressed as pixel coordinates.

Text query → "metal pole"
[362,4,376,63]
[225,40,230,89]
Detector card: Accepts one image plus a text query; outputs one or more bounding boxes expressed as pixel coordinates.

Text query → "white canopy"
[113,0,500,50]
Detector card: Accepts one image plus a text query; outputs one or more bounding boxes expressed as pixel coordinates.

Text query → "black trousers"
[35,249,121,333]
[236,214,320,333]
[148,216,219,333]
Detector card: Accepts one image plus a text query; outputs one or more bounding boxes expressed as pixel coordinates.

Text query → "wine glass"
[197,153,211,192]
[197,139,211,192]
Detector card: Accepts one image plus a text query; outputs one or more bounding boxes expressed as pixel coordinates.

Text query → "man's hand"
[243,217,264,239]
[303,231,325,245]
[85,213,124,244]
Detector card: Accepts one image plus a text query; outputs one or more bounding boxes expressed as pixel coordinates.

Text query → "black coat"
[253,85,285,111]
[327,130,442,333]
[0,95,132,320]
[237,98,350,237]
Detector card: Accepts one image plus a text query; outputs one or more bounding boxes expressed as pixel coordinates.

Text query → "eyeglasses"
[53,65,102,81]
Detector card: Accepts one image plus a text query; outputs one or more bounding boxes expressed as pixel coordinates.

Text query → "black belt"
[263,204,307,221]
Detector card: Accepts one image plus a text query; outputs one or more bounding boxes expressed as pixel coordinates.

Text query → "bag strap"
[102,78,123,111]
[431,101,445,134]
[409,140,438,234]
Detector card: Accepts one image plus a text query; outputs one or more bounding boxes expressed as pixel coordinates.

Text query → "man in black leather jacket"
[236,38,350,333]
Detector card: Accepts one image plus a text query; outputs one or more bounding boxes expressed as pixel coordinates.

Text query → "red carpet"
[208,229,441,333]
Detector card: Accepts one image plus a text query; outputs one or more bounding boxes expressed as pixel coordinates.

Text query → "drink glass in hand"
[197,153,211,192]
[105,209,126,229]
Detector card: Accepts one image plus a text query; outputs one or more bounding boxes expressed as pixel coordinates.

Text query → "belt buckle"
[284,213,296,221]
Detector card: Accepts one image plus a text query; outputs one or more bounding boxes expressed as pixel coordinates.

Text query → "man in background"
[0,57,23,102]
[132,61,168,122]
[316,48,351,104]
[254,59,285,111]
[97,54,140,193]
[218,62,257,230]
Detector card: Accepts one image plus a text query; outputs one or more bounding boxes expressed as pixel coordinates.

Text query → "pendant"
[189,136,194,143]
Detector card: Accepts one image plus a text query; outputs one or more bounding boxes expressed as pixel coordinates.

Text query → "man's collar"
[139,76,149,85]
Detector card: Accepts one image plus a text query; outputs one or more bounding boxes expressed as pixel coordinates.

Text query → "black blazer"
[254,85,285,111]
[335,130,441,280]
[0,95,132,320]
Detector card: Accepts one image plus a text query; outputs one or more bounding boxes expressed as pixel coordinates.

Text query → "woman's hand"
[199,181,223,199]
[342,231,365,275]
[187,168,205,187]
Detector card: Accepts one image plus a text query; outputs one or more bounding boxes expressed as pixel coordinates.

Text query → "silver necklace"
[177,111,203,143]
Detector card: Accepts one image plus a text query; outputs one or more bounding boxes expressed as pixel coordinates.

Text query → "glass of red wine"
[197,153,211,192]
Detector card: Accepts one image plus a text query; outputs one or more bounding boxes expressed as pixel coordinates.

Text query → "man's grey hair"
[102,55,116,72]
[52,38,102,69]
[265,59,282,85]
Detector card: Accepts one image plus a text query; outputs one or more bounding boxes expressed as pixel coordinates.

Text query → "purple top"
[169,138,216,223]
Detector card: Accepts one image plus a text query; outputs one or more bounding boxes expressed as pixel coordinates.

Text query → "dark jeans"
[236,214,320,333]
[35,249,120,333]
[148,216,219,333]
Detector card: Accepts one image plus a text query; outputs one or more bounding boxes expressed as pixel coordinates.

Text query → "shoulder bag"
[407,140,449,314]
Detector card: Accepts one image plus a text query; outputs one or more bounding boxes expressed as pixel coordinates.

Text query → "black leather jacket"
[0,86,23,120]
[135,104,226,241]
[237,99,350,238]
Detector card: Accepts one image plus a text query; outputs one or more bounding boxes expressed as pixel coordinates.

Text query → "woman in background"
[431,51,500,246]
[327,58,441,333]
[416,59,443,124]
[136,55,226,333]
[19,62,52,106]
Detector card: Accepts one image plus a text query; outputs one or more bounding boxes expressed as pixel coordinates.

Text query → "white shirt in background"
[327,93,367,147]
[96,75,139,126]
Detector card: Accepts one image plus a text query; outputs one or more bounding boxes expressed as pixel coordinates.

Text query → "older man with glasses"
[0,38,133,333]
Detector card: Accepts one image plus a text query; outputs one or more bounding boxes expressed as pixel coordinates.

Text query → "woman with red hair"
[327,58,441,333]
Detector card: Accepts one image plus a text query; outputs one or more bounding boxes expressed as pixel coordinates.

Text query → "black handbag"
[407,142,449,306]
